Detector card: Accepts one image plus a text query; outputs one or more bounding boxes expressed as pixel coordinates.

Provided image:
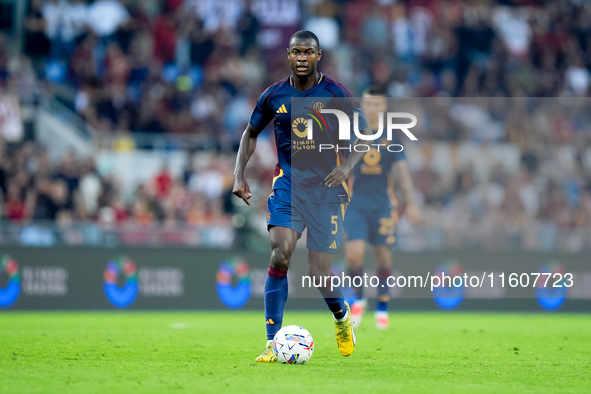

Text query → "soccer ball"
[272,325,314,364]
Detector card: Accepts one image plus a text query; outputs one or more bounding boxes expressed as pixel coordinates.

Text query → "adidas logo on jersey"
[276,104,287,114]
[329,240,337,250]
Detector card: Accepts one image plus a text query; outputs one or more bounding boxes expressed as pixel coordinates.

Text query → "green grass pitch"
[1,312,589,393]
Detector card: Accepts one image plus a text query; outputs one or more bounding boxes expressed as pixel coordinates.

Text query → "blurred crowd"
[0,139,239,228]
[1,0,591,249]
[2,97,591,250]
[4,0,589,143]
[403,99,591,251]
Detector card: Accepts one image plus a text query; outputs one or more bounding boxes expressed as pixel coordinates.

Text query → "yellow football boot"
[255,342,277,363]
[335,301,356,356]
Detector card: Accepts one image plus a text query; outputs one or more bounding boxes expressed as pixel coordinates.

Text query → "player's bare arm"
[325,124,374,187]
[395,160,421,224]
[232,124,263,206]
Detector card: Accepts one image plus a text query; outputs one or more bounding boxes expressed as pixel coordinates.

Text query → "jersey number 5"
[331,215,338,235]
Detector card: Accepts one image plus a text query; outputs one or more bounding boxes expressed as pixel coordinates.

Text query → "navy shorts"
[266,188,346,254]
[343,204,397,246]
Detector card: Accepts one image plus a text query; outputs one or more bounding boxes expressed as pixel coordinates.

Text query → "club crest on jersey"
[312,101,325,112]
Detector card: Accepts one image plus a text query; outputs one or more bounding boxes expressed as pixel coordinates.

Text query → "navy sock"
[265,266,288,340]
[320,273,347,320]
[377,268,391,312]
[347,266,364,299]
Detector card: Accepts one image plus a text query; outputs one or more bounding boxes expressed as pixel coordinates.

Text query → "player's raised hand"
[232,176,252,206]
[405,202,422,225]
[325,166,349,188]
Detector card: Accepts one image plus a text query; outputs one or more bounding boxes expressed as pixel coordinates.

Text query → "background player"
[232,31,373,362]
[343,86,422,329]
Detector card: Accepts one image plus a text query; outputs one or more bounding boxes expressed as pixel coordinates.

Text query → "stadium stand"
[0,0,590,251]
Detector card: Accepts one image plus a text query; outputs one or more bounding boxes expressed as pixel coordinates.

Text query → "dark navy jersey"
[349,133,406,211]
[249,73,368,203]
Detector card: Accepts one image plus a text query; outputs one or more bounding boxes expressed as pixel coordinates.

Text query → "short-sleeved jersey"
[249,73,368,204]
[348,133,406,211]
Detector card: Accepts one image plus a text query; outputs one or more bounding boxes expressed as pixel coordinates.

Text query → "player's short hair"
[362,85,387,97]
[289,30,320,50]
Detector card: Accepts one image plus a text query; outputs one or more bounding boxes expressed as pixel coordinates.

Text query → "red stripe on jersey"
[273,163,282,178]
